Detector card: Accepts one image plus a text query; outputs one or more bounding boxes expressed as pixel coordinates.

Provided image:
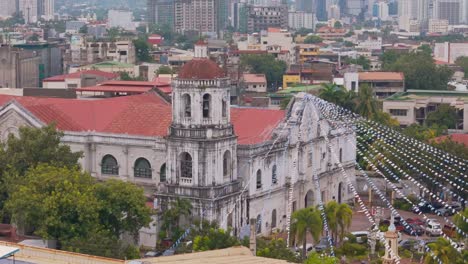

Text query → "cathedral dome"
[178,58,225,80]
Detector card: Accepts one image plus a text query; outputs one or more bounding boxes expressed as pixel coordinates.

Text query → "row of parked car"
[412,201,463,216]
[380,217,444,237]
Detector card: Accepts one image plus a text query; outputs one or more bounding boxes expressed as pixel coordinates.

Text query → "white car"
[425,222,442,236]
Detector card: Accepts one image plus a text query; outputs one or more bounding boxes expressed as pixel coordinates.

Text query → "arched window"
[256,169,262,189]
[222,100,227,118]
[134,158,152,178]
[183,94,191,117]
[272,165,277,184]
[180,152,192,178]
[271,209,277,228]
[202,94,211,118]
[339,148,343,163]
[256,214,262,234]
[101,154,119,175]
[160,163,166,182]
[223,151,231,178]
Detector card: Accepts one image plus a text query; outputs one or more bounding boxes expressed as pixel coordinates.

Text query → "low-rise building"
[283,73,301,88]
[242,73,267,93]
[344,72,405,98]
[434,42,468,64]
[428,19,449,34]
[71,61,136,77]
[383,90,468,132]
[42,70,119,89]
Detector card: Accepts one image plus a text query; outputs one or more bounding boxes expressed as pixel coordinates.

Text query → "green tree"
[373,111,400,128]
[79,25,88,34]
[426,104,458,129]
[318,83,346,105]
[27,33,39,42]
[381,50,401,69]
[403,123,445,142]
[418,44,432,56]
[256,238,301,263]
[5,165,100,243]
[290,207,323,259]
[305,252,338,264]
[334,21,343,29]
[431,137,468,160]
[156,65,174,75]
[455,56,468,77]
[345,56,371,70]
[240,54,287,90]
[454,209,468,248]
[424,238,463,264]
[161,198,192,240]
[304,35,323,44]
[324,201,353,245]
[106,27,121,40]
[355,84,378,119]
[192,228,239,251]
[384,52,453,90]
[133,37,153,63]
[94,180,152,239]
[120,72,145,81]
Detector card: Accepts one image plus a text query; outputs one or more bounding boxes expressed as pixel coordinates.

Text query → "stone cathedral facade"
[0,43,356,247]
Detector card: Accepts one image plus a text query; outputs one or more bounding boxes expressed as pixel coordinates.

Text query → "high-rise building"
[316,0,327,21]
[297,0,316,13]
[0,0,17,18]
[19,0,38,23]
[246,4,288,33]
[43,0,54,20]
[174,0,217,35]
[374,1,390,21]
[347,0,365,16]
[232,2,248,33]
[328,4,341,20]
[147,0,174,28]
[434,0,462,25]
[289,10,315,29]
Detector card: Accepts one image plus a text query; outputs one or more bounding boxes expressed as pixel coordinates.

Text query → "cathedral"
[0,43,356,246]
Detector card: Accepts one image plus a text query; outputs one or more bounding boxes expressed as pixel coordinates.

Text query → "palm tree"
[319,83,346,105]
[424,238,460,264]
[162,198,192,238]
[290,208,323,259]
[355,84,377,119]
[336,203,353,245]
[324,201,339,244]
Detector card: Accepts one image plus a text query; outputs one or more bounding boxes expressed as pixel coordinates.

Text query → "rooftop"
[0,93,284,145]
[385,89,468,101]
[178,59,225,80]
[43,70,119,82]
[137,246,288,264]
[433,134,468,147]
[89,61,135,68]
[243,74,267,84]
[358,72,404,81]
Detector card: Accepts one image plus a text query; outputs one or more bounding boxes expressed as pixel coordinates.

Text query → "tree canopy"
[5,165,152,258]
[425,104,458,129]
[382,51,453,90]
[345,56,371,70]
[133,37,153,63]
[455,56,468,77]
[304,35,323,44]
[240,54,287,91]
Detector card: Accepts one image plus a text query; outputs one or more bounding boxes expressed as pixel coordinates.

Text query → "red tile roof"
[43,70,119,82]
[76,86,153,93]
[231,107,284,145]
[0,94,284,145]
[359,72,405,81]
[243,74,267,84]
[178,58,225,80]
[433,134,468,147]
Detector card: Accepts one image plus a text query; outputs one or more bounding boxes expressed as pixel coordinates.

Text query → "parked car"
[403,224,425,236]
[431,202,444,210]
[144,251,163,258]
[350,231,368,244]
[314,237,332,252]
[425,218,439,226]
[399,239,418,250]
[406,217,424,226]
[435,203,462,216]
[412,202,432,214]
[425,222,442,236]
[442,224,457,238]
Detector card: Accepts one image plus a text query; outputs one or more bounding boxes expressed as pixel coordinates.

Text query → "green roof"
[90,61,134,68]
[276,85,322,94]
[385,89,468,101]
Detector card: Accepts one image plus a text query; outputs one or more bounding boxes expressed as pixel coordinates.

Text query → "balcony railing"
[162,180,242,199]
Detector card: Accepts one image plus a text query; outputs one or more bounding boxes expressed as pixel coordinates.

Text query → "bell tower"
[159,42,242,231]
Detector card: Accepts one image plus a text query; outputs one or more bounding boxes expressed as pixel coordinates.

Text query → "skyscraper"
[316,0,327,21]
[43,0,54,20]
[297,0,316,13]
[174,0,217,35]
[19,0,38,23]
[147,0,174,28]
[434,0,462,25]
[0,0,17,18]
